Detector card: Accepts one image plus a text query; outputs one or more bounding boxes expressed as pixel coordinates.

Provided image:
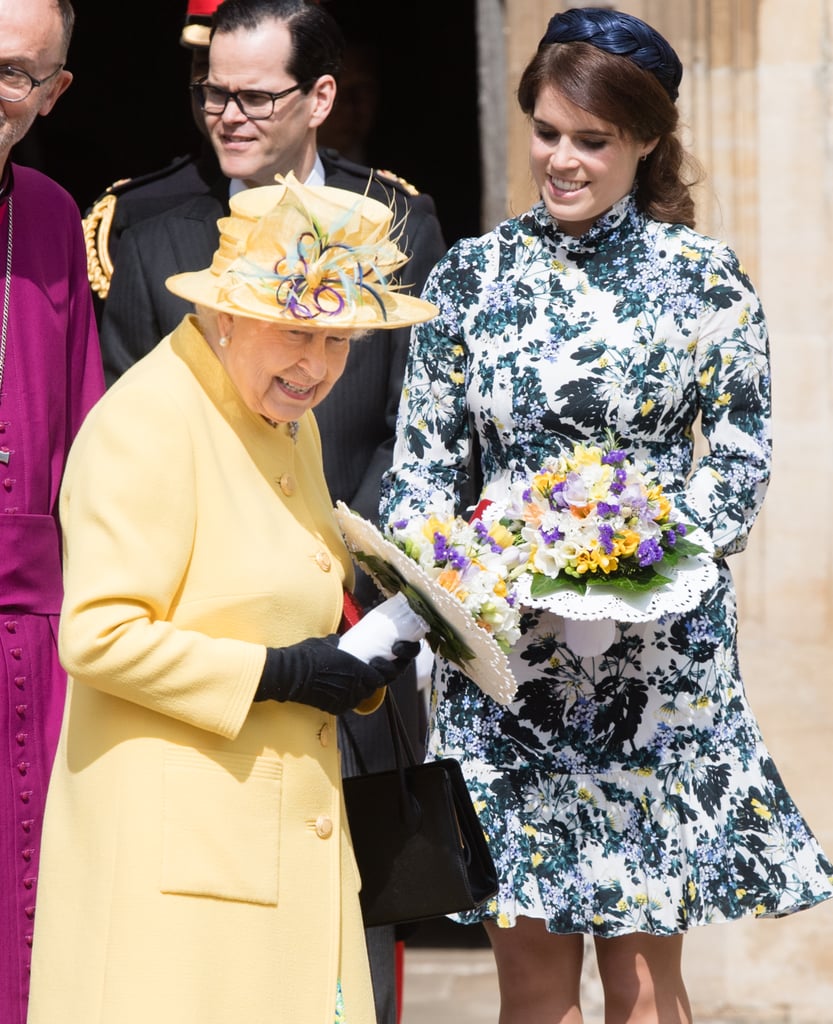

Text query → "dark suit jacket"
[99,149,447,538]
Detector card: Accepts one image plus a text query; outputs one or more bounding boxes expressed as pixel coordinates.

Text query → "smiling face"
[0,0,72,169]
[205,17,335,188]
[214,313,353,423]
[529,84,657,237]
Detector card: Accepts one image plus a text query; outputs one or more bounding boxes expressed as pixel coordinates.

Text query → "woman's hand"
[254,635,420,715]
[337,592,428,663]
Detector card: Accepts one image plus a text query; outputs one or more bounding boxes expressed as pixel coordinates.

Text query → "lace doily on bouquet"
[334,502,518,705]
[511,527,718,656]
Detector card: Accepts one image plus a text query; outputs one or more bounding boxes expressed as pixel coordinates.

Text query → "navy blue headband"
[541,8,683,102]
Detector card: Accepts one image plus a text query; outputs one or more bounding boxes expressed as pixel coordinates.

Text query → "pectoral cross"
[0,451,9,465]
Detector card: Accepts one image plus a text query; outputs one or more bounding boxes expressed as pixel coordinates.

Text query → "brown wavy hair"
[517,41,702,228]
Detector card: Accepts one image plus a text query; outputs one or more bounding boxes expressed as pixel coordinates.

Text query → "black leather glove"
[254,634,421,715]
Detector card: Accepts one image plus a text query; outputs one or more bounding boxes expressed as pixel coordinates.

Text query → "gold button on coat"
[315,815,333,839]
[318,722,331,747]
[278,473,295,496]
[314,550,331,572]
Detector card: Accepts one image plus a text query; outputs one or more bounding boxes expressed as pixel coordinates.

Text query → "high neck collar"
[532,189,639,253]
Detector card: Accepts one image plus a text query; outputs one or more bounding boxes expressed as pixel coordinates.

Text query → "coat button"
[315,815,333,839]
[318,722,331,747]
[278,473,296,496]
[313,550,331,572]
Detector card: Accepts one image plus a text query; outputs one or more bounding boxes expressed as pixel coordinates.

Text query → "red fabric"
[184,0,221,16]
[469,498,493,522]
[339,589,364,631]
[395,941,405,1023]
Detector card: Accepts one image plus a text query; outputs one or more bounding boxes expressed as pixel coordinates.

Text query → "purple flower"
[433,532,468,570]
[598,523,615,554]
[596,501,620,516]
[473,519,503,553]
[637,537,664,567]
[602,449,627,465]
[609,467,628,495]
[539,525,564,544]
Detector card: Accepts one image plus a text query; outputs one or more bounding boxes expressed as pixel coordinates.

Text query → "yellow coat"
[28,317,378,1024]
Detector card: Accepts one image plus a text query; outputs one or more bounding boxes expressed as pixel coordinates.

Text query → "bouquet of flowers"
[490,437,707,601]
[385,510,526,654]
[334,501,522,704]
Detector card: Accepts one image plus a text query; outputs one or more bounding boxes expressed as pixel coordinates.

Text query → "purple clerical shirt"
[0,163,104,1024]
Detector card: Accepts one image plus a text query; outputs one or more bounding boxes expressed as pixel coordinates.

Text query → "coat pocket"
[161,747,282,905]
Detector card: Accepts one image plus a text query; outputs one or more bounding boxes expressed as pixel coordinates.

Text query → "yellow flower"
[598,356,609,368]
[616,899,628,911]
[640,398,654,416]
[613,529,640,557]
[497,911,511,927]
[753,903,766,917]
[751,798,772,820]
[635,893,648,905]
[531,852,543,867]
[577,787,594,802]
[688,881,696,900]
[450,371,465,385]
[522,824,537,837]
[716,392,731,406]
[681,245,702,261]
[488,523,515,549]
[592,914,604,925]
[699,366,715,387]
[739,307,749,325]
[659,360,668,372]
[736,888,747,898]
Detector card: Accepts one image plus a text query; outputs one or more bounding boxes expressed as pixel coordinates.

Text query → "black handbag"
[342,688,499,928]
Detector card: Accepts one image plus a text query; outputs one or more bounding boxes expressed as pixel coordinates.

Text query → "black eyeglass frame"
[190,78,315,120]
[0,63,65,103]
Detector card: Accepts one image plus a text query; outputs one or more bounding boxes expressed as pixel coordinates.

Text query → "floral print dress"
[380,193,833,936]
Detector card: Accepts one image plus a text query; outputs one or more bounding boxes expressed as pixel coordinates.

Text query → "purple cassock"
[0,163,104,1024]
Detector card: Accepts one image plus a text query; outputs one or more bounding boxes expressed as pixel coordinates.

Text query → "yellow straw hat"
[165,173,439,330]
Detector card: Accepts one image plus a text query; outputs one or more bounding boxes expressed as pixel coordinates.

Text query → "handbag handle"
[341,686,423,833]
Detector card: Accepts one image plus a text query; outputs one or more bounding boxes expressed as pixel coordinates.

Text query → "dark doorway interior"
[15,0,481,248]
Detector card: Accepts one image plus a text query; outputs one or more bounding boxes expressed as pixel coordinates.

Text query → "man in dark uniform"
[96,4,447,1022]
[82,0,220,307]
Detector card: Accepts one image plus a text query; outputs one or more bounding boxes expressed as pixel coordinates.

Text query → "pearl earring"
[219,335,230,348]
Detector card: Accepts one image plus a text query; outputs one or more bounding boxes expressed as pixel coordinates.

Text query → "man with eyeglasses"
[0,2,105,1023]
[96,3,446,1023]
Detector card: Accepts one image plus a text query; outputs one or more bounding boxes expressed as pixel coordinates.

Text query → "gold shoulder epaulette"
[374,169,420,197]
[82,190,120,299]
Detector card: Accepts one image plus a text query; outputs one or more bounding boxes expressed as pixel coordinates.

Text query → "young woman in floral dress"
[381,8,833,1023]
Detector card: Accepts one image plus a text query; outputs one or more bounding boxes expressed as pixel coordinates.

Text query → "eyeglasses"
[0,63,65,103]
[190,79,311,120]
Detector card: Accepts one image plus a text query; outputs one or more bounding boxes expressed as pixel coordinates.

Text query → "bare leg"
[484,916,585,1024]
[593,933,692,1024]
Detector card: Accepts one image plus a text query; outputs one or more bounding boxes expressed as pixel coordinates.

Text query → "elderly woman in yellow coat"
[27,174,436,1024]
